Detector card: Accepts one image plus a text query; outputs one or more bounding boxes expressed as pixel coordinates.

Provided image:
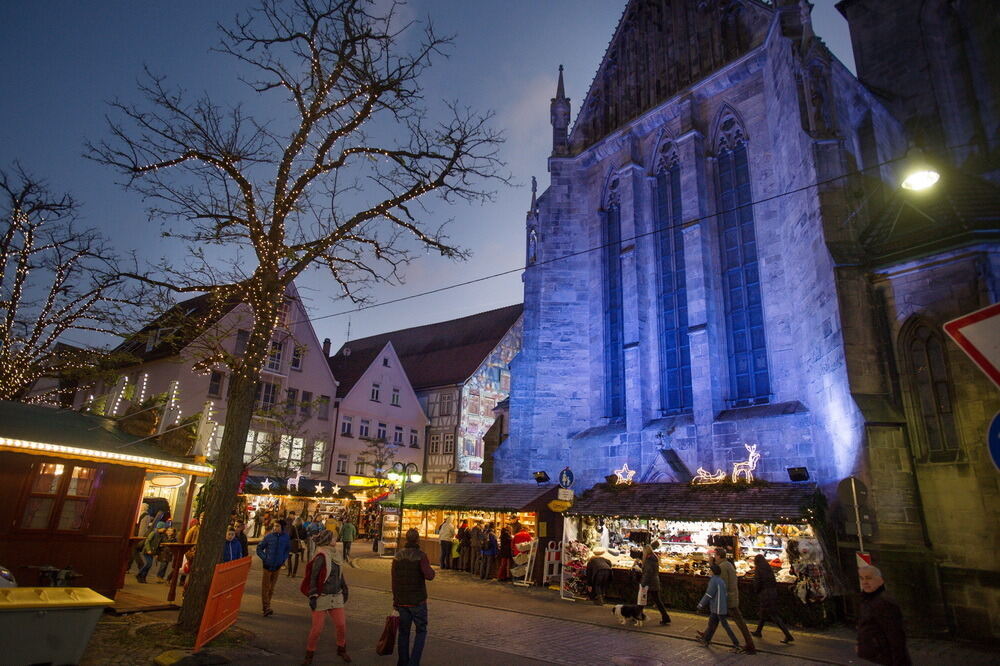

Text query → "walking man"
[256,521,290,616]
[392,528,435,666]
[711,548,756,654]
[857,565,911,665]
[340,518,357,567]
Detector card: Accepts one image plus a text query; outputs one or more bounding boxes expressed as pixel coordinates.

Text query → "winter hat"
[314,529,334,547]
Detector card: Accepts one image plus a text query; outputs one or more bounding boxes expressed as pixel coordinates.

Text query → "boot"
[301,650,314,665]
[337,645,352,663]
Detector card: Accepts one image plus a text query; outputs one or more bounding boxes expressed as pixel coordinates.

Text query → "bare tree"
[357,435,398,479]
[0,164,149,402]
[87,0,506,630]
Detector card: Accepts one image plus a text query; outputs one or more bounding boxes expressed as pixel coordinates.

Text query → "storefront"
[241,475,358,534]
[381,483,564,585]
[563,481,836,626]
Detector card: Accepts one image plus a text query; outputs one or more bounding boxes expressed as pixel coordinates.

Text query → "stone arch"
[601,167,623,209]
[710,103,750,155]
[648,127,680,176]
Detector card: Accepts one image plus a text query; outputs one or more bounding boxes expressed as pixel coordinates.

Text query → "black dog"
[612,604,647,627]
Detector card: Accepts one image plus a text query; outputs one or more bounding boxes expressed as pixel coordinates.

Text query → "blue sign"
[559,467,575,489]
[989,410,1000,472]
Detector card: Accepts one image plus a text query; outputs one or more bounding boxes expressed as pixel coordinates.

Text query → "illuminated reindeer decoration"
[731,443,760,483]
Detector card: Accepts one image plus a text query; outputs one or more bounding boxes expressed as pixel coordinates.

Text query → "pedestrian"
[256,520,291,616]
[479,523,498,580]
[129,510,154,573]
[392,528,435,666]
[468,520,484,574]
[711,548,756,653]
[340,518,357,566]
[695,563,741,652]
[222,527,243,563]
[303,529,351,665]
[252,507,263,538]
[234,521,249,558]
[436,517,455,569]
[586,547,613,605]
[179,517,200,587]
[497,526,513,581]
[640,543,671,624]
[155,526,177,583]
[857,565,911,665]
[752,554,794,644]
[137,521,167,583]
[457,520,470,571]
[288,517,307,577]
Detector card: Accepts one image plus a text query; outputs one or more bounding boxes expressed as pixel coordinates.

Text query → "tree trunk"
[177,298,277,632]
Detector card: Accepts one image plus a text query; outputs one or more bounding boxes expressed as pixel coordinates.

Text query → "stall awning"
[382,483,557,512]
[242,475,355,499]
[566,482,819,523]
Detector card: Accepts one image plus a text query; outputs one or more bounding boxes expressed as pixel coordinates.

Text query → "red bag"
[375,614,399,656]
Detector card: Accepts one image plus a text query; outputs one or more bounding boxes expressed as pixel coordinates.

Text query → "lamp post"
[387,461,421,550]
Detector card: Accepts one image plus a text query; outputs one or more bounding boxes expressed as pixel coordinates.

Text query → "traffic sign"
[557,487,574,502]
[944,302,1000,389]
[559,467,575,489]
[988,410,1000,472]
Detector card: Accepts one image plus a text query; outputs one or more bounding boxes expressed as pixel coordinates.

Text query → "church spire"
[550,65,571,157]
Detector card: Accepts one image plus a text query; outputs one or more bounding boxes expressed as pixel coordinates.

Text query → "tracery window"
[603,178,626,418]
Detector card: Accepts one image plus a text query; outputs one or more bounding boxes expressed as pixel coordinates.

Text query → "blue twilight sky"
[0,1,855,351]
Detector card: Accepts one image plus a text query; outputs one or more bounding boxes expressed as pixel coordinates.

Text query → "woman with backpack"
[302,529,350,664]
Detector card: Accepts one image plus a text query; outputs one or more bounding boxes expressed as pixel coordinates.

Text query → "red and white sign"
[944,302,1000,389]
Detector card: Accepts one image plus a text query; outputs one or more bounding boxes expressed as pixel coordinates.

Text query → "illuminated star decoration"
[315,483,325,494]
[331,484,341,495]
[613,463,636,485]
[260,478,273,492]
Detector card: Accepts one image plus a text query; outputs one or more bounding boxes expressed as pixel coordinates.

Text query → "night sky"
[0,1,855,350]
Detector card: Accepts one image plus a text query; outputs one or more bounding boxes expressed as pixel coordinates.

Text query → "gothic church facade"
[495,0,1000,638]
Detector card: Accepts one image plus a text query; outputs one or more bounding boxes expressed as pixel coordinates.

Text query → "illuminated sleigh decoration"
[690,443,762,485]
[692,467,727,485]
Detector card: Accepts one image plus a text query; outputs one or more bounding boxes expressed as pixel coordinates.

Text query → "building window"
[244,429,270,463]
[391,388,401,407]
[290,345,304,371]
[311,440,326,473]
[443,433,455,454]
[256,381,279,410]
[286,388,298,411]
[655,159,693,414]
[377,422,387,440]
[383,357,390,367]
[717,142,770,406]
[336,455,348,475]
[370,383,381,402]
[393,426,404,445]
[409,429,419,448]
[429,433,441,453]
[18,462,98,531]
[355,460,367,475]
[208,370,225,398]
[265,340,284,372]
[277,300,291,327]
[234,329,250,356]
[300,391,313,417]
[359,419,370,438]
[603,197,626,418]
[439,393,453,416]
[317,395,330,420]
[905,322,961,461]
[280,435,305,468]
[340,415,353,436]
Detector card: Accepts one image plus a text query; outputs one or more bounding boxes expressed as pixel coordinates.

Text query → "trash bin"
[0,587,112,665]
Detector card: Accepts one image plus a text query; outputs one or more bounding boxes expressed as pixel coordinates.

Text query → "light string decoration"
[612,462,636,485]
[690,443,762,485]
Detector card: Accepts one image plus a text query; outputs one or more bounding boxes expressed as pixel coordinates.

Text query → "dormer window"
[382,357,390,367]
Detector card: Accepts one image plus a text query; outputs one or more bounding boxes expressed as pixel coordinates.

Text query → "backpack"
[300,551,342,597]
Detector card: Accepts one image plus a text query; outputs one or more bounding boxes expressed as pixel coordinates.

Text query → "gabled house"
[76,282,339,514]
[328,304,523,483]
[326,341,427,484]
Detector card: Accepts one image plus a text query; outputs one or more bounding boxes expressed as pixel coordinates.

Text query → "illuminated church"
[494,0,1000,638]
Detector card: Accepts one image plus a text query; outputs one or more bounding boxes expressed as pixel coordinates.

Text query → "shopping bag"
[375,613,399,656]
[637,584,648,606]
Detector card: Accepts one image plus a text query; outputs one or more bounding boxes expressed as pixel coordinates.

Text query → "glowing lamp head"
[901,169,940,191]
[410,473,422,483]
[386,471,401,482]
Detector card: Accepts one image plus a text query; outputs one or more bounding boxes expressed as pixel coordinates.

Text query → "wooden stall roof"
[566,482,819,523]
[382,483,557,512]
[0,400,212,475]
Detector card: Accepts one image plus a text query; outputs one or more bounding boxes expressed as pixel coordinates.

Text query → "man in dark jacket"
[392,529,436,666]
[857,566,911,665]
[256,521,290,616]
[234,521,249,558]
[222,527,243,563]
[586,547,613,605]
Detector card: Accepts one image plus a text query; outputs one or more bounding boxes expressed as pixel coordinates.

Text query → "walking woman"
[752,554,794,643]
[640,543,671,625]
[287,517,306,577]
[303,529,351,664]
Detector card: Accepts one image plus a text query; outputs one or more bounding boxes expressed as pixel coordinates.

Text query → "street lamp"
[389,461,421,549]
[900,147,940,192]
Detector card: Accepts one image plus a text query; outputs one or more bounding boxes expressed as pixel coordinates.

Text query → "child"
[696,563,741,652]
[222,527,243,562]
[155,526,177,583]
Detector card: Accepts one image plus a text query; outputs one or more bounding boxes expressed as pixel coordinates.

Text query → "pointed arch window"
[717,135,770,406]
[904,322,961,461]
[603,180,625,419]
[655,154,692,413]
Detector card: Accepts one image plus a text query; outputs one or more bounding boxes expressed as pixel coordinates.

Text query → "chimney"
[322,338,331,356]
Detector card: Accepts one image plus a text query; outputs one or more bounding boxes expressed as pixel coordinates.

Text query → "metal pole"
[850,477,865,553]
[397,476,405,551]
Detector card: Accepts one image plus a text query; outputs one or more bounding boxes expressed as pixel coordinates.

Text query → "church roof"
[327,304,523,393]
[568,0,773,153]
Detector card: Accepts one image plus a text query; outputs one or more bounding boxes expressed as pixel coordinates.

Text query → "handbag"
[375,612,399,656]
[637,584,648,606]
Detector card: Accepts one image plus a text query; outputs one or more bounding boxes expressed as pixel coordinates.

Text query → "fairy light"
[0,436,212,474]
[138,373,149,403]
[109,376,129,416]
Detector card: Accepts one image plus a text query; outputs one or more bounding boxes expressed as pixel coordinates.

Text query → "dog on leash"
[612,604,647,627]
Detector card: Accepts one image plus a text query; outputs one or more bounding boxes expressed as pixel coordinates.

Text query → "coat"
[481,532,498,556]
[340,522,357,542]
[698,575,729,615]
[469,526,483,550]
[753,560,780,612]
[499,531,513,558]
[640,554,661,591]
[308,545,348,611]
[857,586,911,666]
[437,520,456,541]
[256,531,291,571]
[718,558,740,607]
[392,545,435,607]
[222,538,243,563]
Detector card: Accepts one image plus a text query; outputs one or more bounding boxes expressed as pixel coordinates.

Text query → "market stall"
[381,483,563,585]
[562,481,835,627]
[241,475,358,533]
